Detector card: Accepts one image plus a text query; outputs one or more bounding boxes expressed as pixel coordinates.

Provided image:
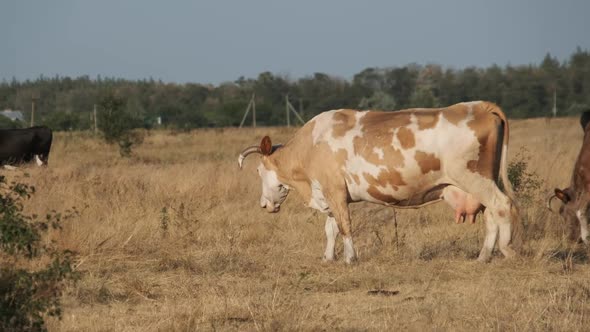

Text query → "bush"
[0,115,23,129]
[0,175,78,331]
[98,94,143,157]
[507,147,543,206]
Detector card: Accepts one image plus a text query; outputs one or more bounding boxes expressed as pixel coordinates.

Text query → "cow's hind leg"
[323,215,340,261]
[451,176,517,261]
[478,208,499,262]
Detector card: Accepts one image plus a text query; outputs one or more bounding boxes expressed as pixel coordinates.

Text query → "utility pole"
[30,91,39,127]
[286,96,305,125]
[239,93,257,128]
[30,99,35,127]
[252,92,256,128]
[286,95,291,128]
[299,98,303,118]
[552,87,557,117]
[93,104,98,134]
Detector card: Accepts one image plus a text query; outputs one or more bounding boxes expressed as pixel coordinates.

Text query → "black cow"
[0,126,53,167]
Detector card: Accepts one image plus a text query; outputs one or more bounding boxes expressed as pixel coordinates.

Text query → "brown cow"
[239,101,518,263]
[548,111,590,244]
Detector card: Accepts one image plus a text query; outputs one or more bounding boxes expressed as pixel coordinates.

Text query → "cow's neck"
[268,147,299,186]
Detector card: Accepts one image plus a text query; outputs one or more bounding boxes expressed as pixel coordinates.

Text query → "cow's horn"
[238,145,261,169]
[546,193,558,212]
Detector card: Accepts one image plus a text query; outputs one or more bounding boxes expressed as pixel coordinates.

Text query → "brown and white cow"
[239,101,518,263]
[547,111,590,244]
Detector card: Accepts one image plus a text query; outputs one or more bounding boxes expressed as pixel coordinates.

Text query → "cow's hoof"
[500,246,517,259]
[476,255,492,263]
[344,256,357,264]
[322,256,336,263]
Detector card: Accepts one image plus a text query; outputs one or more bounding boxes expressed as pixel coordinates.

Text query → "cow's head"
[548,187,588,244]
[239,136,289,213]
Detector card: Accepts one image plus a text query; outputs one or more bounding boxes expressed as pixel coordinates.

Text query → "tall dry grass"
[3,118,589,331]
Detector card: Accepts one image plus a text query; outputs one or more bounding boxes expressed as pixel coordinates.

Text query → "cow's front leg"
[343,234,356,264]
[323,215,339,261]
[321,179,355,263]
[331,203,356,264]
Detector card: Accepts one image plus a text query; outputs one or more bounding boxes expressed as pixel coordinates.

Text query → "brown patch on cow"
[397,127,415,149]
[350,173,361,185]
[417,113,440,130]
[334,148,348,167]
[466,105,501,179]
[363,169,406,203]
[415,151,441,174]
[359,111,412,134]
[442,104,469,125]
[367,185,397,203]
[332,110,357,138]
[498,210,506,218]
[466,160,478,173]
[352,112,409,169]
[363,168,406,202]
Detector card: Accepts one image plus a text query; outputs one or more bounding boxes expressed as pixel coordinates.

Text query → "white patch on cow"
[576,210,590,244]
[373,147,384,160]
[311,110,341,145]
[343,236,355,263]
[35,155,43,166]
[309,179,330,213]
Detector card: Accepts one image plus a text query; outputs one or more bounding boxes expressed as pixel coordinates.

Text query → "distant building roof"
[0,110,24,122]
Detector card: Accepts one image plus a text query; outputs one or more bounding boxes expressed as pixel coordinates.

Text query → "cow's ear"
[260,136,273,156]
[555,188,571,204]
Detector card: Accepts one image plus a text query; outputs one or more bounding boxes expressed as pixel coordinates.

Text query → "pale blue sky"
[1,1,589,85]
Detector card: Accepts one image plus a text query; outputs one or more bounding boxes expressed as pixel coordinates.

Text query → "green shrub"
[0,115,23,129]
[98,94,143,157]
[0,175,78,331]
[507,147,542,205]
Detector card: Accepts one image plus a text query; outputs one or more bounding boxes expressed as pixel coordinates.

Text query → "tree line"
[1,48,589,131]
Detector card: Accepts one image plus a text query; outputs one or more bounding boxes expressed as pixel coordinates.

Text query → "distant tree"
[42,111,81,131]
[358,91,396,110]
[384,67,418,108]
[2,48,590,126]
[409,85,439,108]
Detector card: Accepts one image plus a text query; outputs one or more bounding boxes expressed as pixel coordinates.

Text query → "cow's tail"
[486,102,515,200]
[486,102,523,250]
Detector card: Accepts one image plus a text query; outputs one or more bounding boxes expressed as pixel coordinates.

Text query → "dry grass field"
[4,117,590,331]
